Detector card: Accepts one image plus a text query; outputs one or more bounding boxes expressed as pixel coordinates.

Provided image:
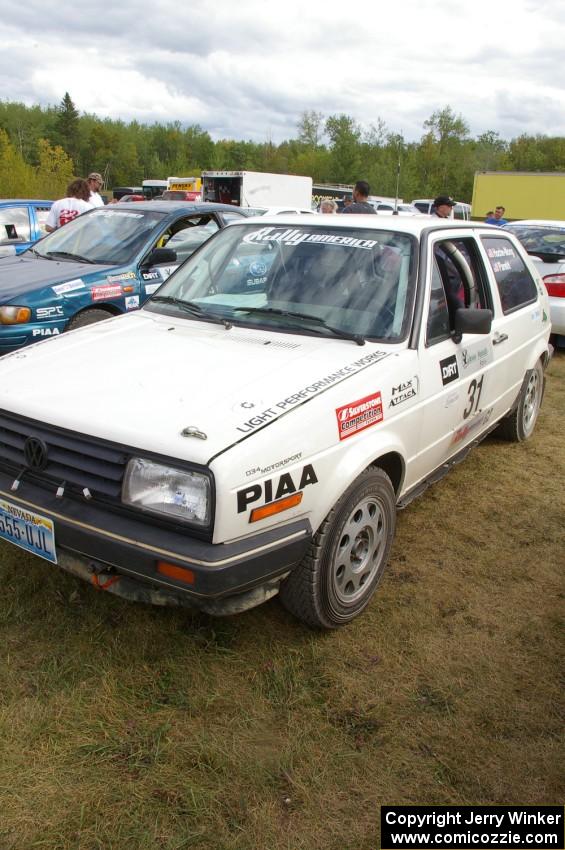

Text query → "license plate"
[0,498,57,563]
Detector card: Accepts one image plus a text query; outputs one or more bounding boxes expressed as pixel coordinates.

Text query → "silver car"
[503,220,565,344]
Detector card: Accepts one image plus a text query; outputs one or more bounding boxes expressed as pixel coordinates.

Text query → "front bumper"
[0,320,65,354]
[0,468,311,610]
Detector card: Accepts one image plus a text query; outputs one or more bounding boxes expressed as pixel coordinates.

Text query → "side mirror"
[142,247,177,267]
[452,308,493,344]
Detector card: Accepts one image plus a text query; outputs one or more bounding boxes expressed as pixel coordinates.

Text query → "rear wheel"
[497,361,544,442]
[279,468,396,629]
[66,309,113,331]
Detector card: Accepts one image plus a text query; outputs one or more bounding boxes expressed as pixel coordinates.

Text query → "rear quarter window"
[482,236,538,314]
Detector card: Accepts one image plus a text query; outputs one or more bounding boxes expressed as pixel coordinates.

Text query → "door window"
[165,216,219,264]
[0,207,31,243]
[481,236,538,314]
[426,237,490,345]
[34,206,52,237]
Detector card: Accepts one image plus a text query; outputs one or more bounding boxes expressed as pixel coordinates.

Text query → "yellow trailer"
[472,171,565,221]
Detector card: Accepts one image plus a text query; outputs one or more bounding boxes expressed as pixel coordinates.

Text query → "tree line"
[1,94,565,202]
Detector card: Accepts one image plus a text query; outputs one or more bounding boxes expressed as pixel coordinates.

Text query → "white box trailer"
[201,171,313,209]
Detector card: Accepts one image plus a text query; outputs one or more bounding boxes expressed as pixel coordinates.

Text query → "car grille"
[0,410,128,500]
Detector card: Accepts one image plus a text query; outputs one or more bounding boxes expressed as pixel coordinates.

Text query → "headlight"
[0,306,31,324]
[122,458,211,525]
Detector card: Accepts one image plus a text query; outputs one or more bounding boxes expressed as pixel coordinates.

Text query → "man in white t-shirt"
[45,179,94,231]
[87,172,105,207]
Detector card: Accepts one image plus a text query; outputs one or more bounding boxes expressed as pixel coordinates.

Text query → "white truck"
[202,171,313,209]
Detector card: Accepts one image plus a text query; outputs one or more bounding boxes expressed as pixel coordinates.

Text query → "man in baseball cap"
[432,195,456,218]
[87,172,105,207]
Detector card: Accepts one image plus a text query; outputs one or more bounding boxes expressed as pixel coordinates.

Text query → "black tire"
[497,360,544,442]
[66,309,113,331]
[279,467,396,629]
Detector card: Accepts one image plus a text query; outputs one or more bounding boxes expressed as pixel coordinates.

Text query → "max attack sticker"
[125,296,140,310]
[52,279,84,295]
[389,377,418,408]
[336,391,383,440]
[237,464,318,513]
[144,283,161,295]
[440,355,459,385]
[91,284,122,302]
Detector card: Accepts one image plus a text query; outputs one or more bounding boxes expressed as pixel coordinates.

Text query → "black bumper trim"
[0,473,312,599]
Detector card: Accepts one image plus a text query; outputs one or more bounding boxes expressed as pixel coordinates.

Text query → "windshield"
[146,223,416,341]
[505,224,565,257]
[33,208,166,264]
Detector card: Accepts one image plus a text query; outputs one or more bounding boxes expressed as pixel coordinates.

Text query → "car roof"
[505,219,565,227]
[232,213,501,236]
[109,200,247,214]
[0,199,53,205]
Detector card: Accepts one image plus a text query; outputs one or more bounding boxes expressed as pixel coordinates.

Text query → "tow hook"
[87,561,121,591]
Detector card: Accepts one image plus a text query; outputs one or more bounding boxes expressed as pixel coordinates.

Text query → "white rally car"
[0,216,552,628]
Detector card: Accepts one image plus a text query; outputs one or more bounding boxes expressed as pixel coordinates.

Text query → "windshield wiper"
[231,306,366,346]
[150,295,232,329]
[27,247,48,259]
[44,250,98,264]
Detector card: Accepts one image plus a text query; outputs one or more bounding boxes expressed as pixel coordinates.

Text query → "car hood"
[0,254,113,301]
[0,309,392,464]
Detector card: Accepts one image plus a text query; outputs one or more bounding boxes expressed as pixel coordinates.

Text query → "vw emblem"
[23,437,48,470]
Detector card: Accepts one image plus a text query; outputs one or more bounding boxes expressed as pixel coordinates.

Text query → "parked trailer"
[202,171,313,208]
[472,171,565,221]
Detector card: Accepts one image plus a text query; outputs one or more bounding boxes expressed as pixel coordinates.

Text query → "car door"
[414,231,499,482]
[478,231,546,410]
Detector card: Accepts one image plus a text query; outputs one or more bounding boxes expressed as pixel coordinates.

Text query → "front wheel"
[279,468,396,629]
[66,309,113,331]
[497,360,544,442]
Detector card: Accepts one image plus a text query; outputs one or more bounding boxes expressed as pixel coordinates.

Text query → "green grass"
[0,354,563,849]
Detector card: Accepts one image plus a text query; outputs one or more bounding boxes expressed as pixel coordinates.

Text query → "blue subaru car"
[0,201,248,354]
[0,199,53,257]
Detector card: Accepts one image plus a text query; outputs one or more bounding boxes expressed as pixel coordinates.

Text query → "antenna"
[393,134,402,215]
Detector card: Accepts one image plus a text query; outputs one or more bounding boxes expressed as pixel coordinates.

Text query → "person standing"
[45,179,93,231]
[341,181,376,214]
[87,172,105,207]
[432,195,456,218]
[485,206,508,225]
[320,199,338,214]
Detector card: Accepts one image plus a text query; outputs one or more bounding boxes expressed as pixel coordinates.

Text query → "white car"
[371,202,422,215]
[411,199,472,220]
[245,206,316,216]
[502,220,565,343]
[0,216,552,629]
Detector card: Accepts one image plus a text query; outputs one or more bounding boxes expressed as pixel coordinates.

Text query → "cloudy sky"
[2,0,565,144]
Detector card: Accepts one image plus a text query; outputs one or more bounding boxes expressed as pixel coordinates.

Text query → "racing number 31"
[463,376,484,419]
